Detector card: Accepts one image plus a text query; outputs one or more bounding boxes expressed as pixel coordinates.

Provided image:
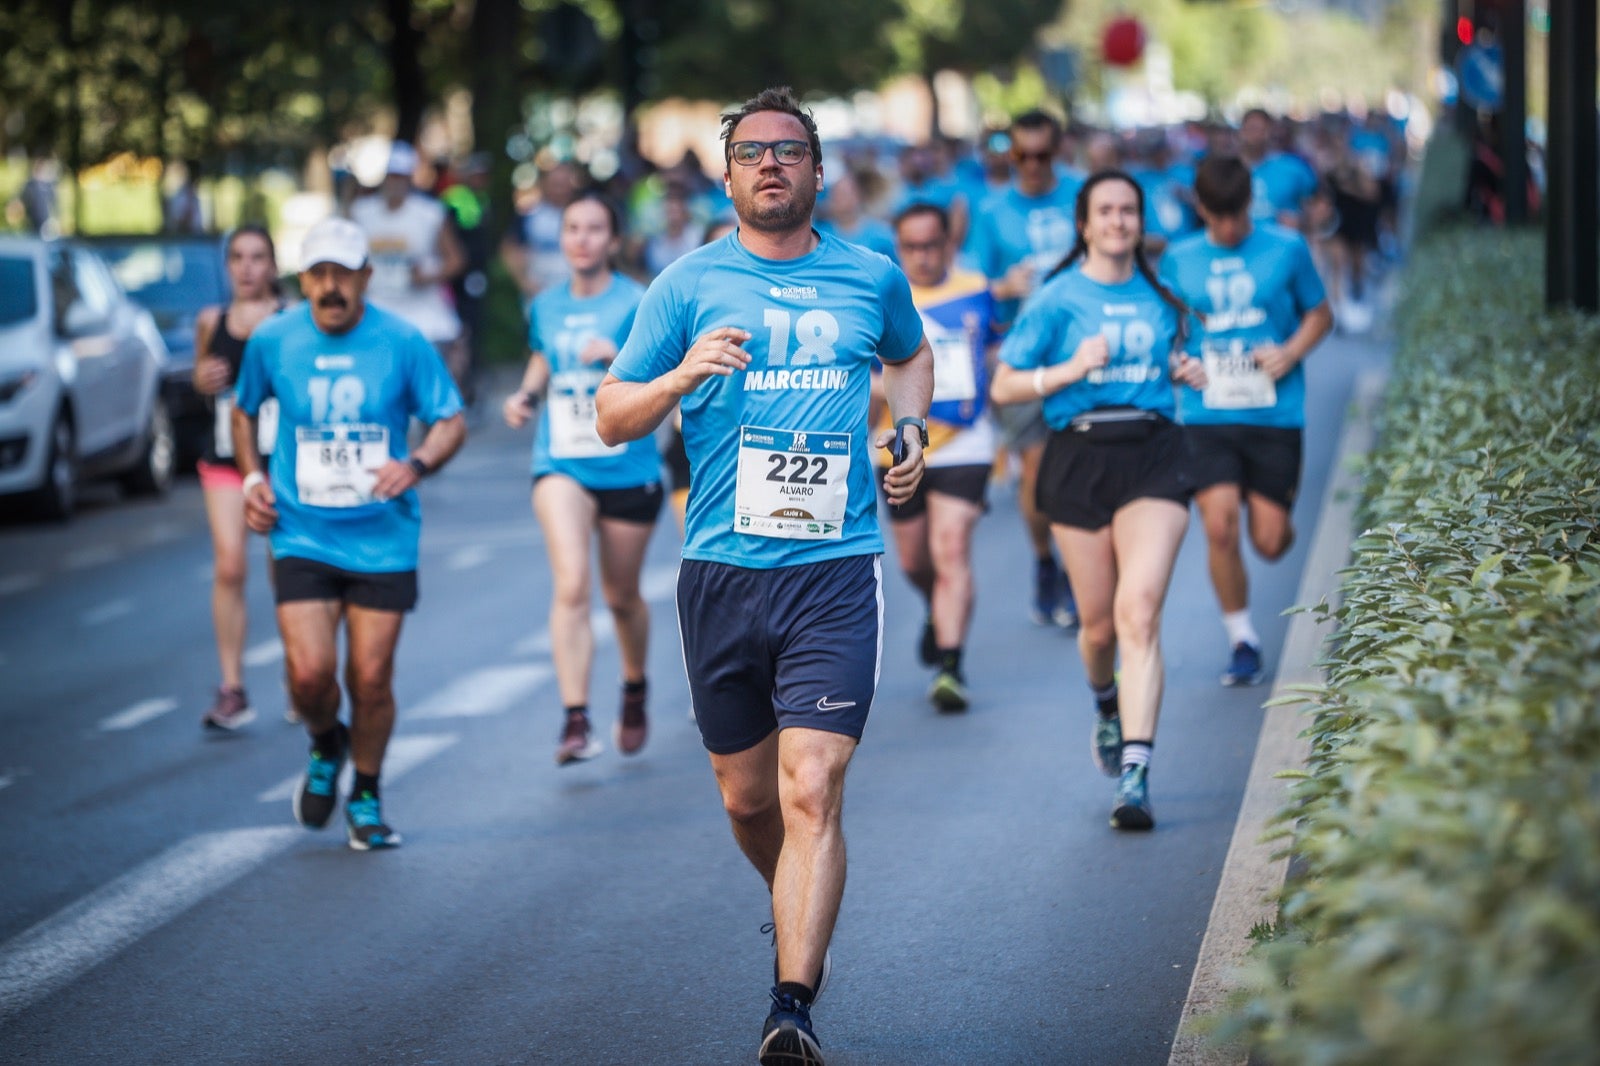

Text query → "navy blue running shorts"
[677,554,884,755]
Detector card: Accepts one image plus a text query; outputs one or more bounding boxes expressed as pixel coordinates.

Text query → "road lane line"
[98,698,179,732]
[0,774,14,793]
[0,574,42,597]
[256,732,459,804]
[81,599,135,627]
[444,544,494,571]
[512,563,678,656]
[242,639,284,668]
[409,664,553,719]
[0,826,301,1024]
[63,547,119,571]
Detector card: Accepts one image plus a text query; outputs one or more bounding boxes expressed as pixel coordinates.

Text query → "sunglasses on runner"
[728,140,811,166]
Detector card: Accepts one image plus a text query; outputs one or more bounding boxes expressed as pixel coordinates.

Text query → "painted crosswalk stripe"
[409,664,553,720]
[81,599,135,627]
[242,639,284,668]
[511,563,678,657]
[255,732,458,804]
[0,825,301,1024]
[98,698,179,732]
[444,544,494,571]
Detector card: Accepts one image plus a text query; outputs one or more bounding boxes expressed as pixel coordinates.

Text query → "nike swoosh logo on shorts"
[816,697,857,711]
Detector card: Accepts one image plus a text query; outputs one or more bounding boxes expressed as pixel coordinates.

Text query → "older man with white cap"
[230,215,467,850]
[350,141,472,399]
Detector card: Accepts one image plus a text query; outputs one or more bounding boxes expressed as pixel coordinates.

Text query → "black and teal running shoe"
[345,792,402,851]
[292,724,347,830]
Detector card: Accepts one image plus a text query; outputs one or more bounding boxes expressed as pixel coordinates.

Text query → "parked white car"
[0,235,175,520]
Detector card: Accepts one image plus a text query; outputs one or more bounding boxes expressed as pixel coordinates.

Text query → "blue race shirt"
[235,303,463,573]
[1250,152,1318,223]
[998,266,1181,429]
[967,178,1084,323]
[612,230,924,569]
[816,217,899,264]
[1160,224,1327,428]
[1132,163,1199,240]
[528,273,660,489]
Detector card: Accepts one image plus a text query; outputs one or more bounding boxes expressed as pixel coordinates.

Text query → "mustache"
[316,294,349,309]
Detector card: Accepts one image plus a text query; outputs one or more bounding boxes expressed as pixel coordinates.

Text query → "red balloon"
[1102,16,1146,67]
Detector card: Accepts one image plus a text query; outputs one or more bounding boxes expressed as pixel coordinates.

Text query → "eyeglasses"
[1013,150,1054,165]
[728,140,811,167]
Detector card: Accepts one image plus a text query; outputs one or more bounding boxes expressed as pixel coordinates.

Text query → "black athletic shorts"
[678,554,882,755]
[273,555,419,613]
[663,427,691,493]
[1185,424,1304,510]
[875,463,991,522]
[1037,417,1194,531]
[534,475,664,525]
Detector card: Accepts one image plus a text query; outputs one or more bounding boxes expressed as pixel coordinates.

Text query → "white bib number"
[1201,341,1277,410]
[295,423,390,507]
[733,426,849,540]
[928,322,977,404]
[214,396,278,459]
[547,369,622,459]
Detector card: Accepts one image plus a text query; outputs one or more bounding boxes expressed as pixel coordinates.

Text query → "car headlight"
[0,369,39,404]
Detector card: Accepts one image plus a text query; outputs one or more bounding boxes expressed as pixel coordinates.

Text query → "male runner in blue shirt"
[232,216,465,850]
[596,87,932,1066]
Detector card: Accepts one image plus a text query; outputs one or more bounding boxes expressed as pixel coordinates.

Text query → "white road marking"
[63,546,119,570]
[98,698,179,732]
[255,732,459,803]
[511,564,678,657]
[0,774,14,793]
[445,544,494,572]
[409,664,553,719]
[242,639,284,668]
[81,599,135,626]
[0,574,42,597]
[0,826,301,1024]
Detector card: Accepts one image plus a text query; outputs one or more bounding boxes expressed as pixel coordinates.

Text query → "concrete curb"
[1167,369,1388,1066]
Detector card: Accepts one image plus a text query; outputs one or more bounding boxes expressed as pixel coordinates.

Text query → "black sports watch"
[407,456,431,478]
[894,416,929,448]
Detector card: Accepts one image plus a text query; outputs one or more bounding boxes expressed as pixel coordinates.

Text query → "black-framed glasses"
[728,140,810,167]
[1013,149,1054,165]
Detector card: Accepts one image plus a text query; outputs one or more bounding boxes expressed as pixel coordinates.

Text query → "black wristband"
[407,456,431,478]
[518,390,541,409]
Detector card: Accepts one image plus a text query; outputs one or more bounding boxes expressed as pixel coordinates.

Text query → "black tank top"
[202,308,270,466]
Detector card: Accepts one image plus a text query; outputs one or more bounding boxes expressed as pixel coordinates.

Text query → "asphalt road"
[0,328,1387,1066]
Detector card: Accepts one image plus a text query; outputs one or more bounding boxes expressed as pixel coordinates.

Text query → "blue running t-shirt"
[235,303,463,573]
[529,272,660,489]
[1160,224,1327,428]
[611,230,924,569]
[967,179,1084,323]
[1250,152,1318,223]
[998,266,1181,430]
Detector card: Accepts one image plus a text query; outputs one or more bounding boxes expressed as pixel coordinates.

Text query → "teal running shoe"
[292,724,347,830]
[345,791,402,851]
[1111,764,1154,831]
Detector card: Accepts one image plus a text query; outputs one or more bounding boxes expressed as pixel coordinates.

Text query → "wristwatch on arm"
[894,416,929,448]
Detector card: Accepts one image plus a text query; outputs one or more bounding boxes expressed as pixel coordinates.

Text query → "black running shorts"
[534,475,664,525]
[273,555,419,613]
[1036,417,1194,531]
[1185,424,1304,510]
[875,463,991,523]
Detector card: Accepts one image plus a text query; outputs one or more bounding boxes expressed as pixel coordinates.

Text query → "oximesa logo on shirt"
[769,285,818,300]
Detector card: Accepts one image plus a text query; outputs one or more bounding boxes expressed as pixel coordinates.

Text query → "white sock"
[1222,610,1259,649]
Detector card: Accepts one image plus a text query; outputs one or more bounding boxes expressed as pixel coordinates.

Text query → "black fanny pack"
[1067,407,1164,444]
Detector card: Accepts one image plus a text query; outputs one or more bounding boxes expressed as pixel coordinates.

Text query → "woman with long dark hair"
[989,171,1207,830]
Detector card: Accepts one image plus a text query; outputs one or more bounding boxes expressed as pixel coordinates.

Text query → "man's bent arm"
[595,374,683,447]
[413,412,467,472]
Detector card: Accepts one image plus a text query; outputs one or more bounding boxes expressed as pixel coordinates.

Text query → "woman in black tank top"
[193,225,284,731]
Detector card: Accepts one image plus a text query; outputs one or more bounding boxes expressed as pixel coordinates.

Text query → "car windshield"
[0,256,39,327]
[98,242,226,311]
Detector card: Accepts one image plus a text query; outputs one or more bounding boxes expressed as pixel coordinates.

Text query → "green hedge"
[1223,229,1600,1064]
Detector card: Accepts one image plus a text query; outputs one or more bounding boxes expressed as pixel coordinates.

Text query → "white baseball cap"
[300,216,369,270]
[385,141,419,178]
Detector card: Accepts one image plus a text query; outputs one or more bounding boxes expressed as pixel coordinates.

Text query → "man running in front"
[232,216,466,850]
[594,87,932,1066]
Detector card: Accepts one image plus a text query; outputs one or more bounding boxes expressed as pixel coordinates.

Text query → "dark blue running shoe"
[292,724,347,830]
[759,989,825,1066]
[1221,642,1265,687]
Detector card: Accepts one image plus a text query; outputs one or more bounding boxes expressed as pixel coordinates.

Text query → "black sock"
[622,679,647,697]
[564,704,588,718]
[311,724,344,758]
[1091,681,1119,719]
[776,980,814,1006]
[352,772,379,799]
[939,646,964,677]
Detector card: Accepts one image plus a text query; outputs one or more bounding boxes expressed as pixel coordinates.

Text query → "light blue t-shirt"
[528,273,659,489]
[1250,152,1318,223]
[997,266,1181,430]
[1160,224,1327,429]
[612,230,924,569]
[1132,163,1199,240]
[967,178,1085,322]
[235,303,464,573]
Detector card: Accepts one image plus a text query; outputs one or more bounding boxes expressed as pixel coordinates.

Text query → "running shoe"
[759,989,825,1066]
[917,614,938,667]
[1053,573,1079,631]
[345,791,402,851]
[555,711,602,766]
[614,684,648,756]
[1221,642,1265,687]
[292,724,347,830]
[762,922,831,1005]
[928,669,970,713]
[1111,764,1155,831]
[1092,714,1123,777]
[1029,559,1060,627]
[202,685,255,731]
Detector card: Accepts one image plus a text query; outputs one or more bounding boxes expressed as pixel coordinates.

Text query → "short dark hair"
[893,201,949,235]
[563,189,624,237]
[1011,109,1062,144]
[1193,154,1253,215]
[1241,107,1273,127]
[720,87,823,169]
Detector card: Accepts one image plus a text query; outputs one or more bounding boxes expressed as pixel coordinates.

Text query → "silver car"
[0,236,175,520]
